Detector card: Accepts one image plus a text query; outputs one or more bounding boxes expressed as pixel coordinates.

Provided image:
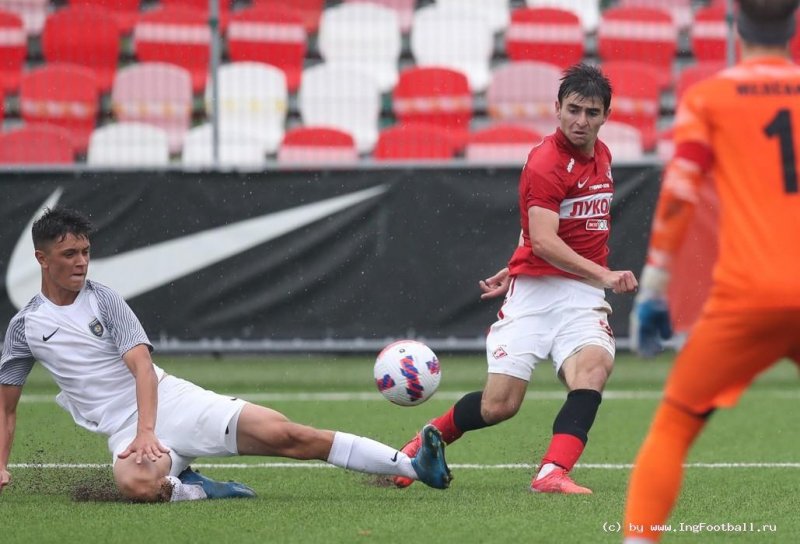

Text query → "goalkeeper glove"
[630,265,673,358]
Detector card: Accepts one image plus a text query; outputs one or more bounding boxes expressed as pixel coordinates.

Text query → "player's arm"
[529,206,637,294]
[0,384,23,493]
[118,344,169,464]
[632,142,712,357]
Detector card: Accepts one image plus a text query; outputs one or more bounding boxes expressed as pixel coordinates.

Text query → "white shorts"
[108,375,247,477]
[485,275,615,381]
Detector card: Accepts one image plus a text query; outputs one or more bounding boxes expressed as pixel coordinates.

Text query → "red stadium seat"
[602,120,645,160]
[69,0,140,34]
[691,5,735,63]
[618,0,693,30]
[228,6,306,92]
[252,0,325,34]
[0,9,25,93]
[278,127,358,165]
[392,67,472,150]
[505,7,584,69]
[525,0,600,33]
[791,10,800,63]
[0,0,48,36]
[111,62,193,154]
[601,61,661,151]
[374,123,457,161]
[0,124,75,164]
[487,61,561,136]
[597,6,677,90]
[134,7,210,94]
[675,61,725,102]
[161,0,229,32]
[41,6,121,93]
[19,63,99,153]
[465,124,543,164]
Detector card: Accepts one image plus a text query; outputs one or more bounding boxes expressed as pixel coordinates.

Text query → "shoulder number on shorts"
[763,109,798,194]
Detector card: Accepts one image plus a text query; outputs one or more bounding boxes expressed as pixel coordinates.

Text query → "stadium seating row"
[3,1,794,96]
[0,118,654,167]
[2,0,792,165]
[3,58,712,158]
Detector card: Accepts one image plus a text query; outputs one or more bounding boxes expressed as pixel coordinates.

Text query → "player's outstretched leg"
[410,425,452,489]
[394,391,489,488]
[178,467,257,499]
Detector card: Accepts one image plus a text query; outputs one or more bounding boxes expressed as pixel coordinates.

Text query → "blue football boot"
[411,424,452,489]
[177,467,257,499]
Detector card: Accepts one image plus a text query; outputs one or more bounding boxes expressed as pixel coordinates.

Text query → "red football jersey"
[508,128,614,279]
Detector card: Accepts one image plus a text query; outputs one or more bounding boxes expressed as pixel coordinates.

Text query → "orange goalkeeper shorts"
[664,308,800,414]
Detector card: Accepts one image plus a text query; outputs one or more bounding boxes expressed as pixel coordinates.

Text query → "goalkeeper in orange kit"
[624,0,800,542]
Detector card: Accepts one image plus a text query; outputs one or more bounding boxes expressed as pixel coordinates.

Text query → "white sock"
[327,432,417,480]
[166,475,207,501]
[536,463,557,480]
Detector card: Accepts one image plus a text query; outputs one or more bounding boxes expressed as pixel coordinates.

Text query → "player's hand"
[600,270,638,294]
[117,431,170,465]
[0,468,11,494]
[479,267,511,299]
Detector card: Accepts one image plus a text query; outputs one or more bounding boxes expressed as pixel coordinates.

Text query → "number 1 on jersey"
[763,109,798,194]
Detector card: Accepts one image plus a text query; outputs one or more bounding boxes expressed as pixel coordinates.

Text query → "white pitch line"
[8,462,800,470]
[18,389,800,404]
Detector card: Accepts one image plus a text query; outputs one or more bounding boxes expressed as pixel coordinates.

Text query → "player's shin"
[537,389,601,477]
[327,432,417,479]
[447,390,494,441]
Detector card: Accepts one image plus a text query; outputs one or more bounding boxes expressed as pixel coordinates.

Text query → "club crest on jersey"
[88,318,104,337]
[606,166,613,181]
[492,346,508,359]
[566,158,575,173]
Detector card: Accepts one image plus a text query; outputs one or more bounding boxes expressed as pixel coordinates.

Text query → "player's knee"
[481,397,520,424]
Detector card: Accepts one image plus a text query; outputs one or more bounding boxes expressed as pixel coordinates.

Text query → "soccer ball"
[374,340,441,406]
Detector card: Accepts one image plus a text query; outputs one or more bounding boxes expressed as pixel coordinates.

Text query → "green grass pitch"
[2,353,799,543]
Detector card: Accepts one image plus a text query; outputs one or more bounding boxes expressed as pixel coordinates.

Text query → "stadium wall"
[0,164,662,352]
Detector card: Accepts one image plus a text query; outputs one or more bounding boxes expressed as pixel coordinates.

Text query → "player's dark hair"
[738,0,799,23]
[736,0,799,45]
[32,207,93,250]
[557,63,612,114]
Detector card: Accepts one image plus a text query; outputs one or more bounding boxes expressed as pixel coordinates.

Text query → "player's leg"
[530,345,611,494]
[623,309,796,543]
[531,284,615,494]
[392,322,535,487]
[390,375,528,488]
[394,275,546,488]
[235,403,451,489]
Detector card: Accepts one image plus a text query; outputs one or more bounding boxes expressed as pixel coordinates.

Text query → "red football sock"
[430,406,464,444]
[539,433,585,472]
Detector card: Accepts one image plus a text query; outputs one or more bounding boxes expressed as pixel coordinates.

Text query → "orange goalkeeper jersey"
[656,57,800,311]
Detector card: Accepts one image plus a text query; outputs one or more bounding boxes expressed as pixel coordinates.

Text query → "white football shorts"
[485,275,615,381]
[108,375,247,477]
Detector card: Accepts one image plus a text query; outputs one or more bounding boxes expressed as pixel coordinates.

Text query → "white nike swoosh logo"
[577,177,590,188]
[6,185,388,309]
